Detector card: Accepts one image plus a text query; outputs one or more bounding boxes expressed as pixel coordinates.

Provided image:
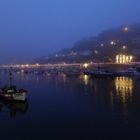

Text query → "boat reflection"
[115,77,133,103]
[0,99,29,118]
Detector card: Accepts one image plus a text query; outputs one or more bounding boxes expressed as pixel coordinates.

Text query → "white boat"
[0,86,27,101]
[0,68,27,101]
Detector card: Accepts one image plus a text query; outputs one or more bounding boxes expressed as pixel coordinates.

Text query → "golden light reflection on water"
[80,74,90,85]
[115,77,133,103]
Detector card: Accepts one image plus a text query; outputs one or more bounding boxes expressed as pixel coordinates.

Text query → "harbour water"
[0,72,140,140]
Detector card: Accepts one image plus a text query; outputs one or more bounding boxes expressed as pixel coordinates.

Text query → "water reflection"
[114,76,134,123]
[78,75,134,121]
[0,99,29,118]
[59,73,67,84]
[80,74,90,86]
[115,77,133,103]
[83,75,90,85]
[0,72,140,139]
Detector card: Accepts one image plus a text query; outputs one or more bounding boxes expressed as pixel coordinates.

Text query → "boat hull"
[0,92,27,101]
[13,92,27,101]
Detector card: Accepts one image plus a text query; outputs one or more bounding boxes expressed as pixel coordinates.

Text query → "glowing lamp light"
[123,46,126,49]
[36,63,39,66]
[100,43,104,47]
[94,50,98,54]
[130,56,133,61]
[110,41,114,45]
[116,56,119,63]
[122,45,127,49]
[126,56,129,61]
[84,75,89,85]
[110,41,116,46]
[83,63,89,68]
[124,27,129,32]
[116,54,133,64]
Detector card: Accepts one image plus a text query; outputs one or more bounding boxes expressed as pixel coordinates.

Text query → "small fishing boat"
[0,86,27,101]
[0,68,27,101]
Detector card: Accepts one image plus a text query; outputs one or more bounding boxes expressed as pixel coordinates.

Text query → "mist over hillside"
[35,23,140,64]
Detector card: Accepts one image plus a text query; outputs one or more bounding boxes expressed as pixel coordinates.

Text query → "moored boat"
[84,69,114,78]
[91,70,114,78]
[64,69,82,77]
[0,67,28,101]
[115,66,140,77]
[0,86,27,101]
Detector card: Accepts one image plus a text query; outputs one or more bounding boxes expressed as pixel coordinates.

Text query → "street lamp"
[83,63,89,69]
[124,27,129,32]
[122,45,127,50]
[110,41,116,46]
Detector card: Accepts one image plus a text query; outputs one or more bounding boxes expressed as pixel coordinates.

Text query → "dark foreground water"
[0,72,140,140]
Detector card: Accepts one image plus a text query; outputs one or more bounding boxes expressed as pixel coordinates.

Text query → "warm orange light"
[83,63,89,68]
[115,77,133,103]
[116,54,133,64]
[124,27,128,32]
[130,56,133,61]
[84,75,89,85]
[36,63,39,66]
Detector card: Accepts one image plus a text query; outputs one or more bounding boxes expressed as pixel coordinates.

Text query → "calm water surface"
[0,72,140,140]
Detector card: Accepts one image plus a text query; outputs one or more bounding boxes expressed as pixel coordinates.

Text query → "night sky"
[0,0,140,64]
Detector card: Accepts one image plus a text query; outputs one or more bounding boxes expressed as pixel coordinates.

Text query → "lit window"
[116,54,133,64]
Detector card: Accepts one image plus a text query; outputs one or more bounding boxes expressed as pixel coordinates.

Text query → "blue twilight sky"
[0,0,140,64]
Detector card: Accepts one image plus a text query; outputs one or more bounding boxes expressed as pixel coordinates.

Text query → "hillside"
[35,24,140,64]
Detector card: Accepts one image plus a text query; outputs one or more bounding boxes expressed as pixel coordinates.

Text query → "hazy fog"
[0,0,140,63]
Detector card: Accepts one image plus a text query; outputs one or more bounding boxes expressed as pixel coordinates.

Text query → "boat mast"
[9,67,13,87]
